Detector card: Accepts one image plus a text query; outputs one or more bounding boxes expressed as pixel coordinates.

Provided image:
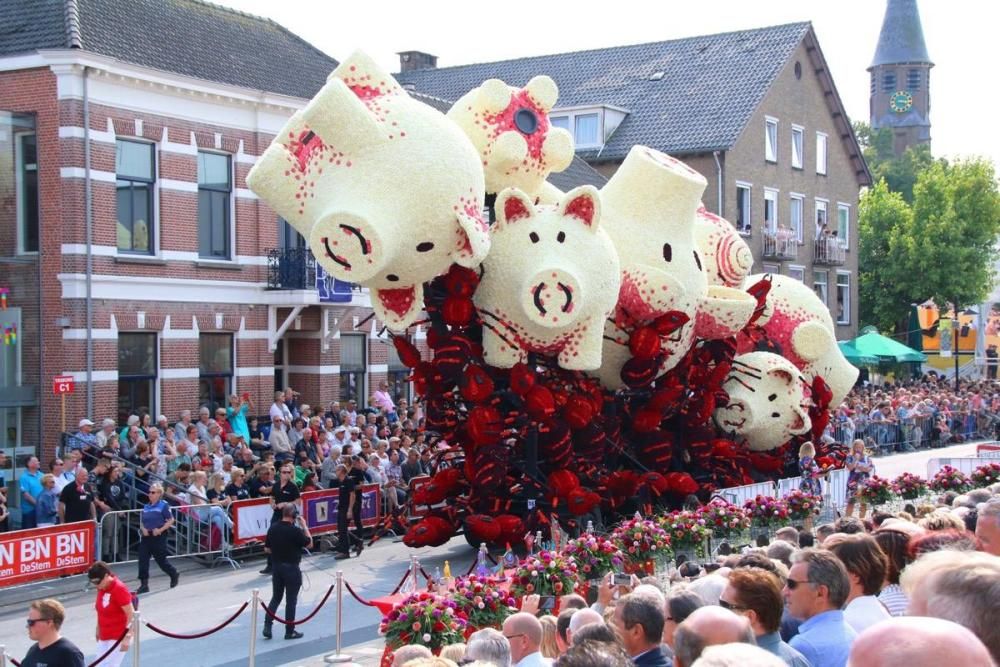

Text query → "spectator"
[774,526,799,545]
[567,608,604,646]
[391,644,432,667]
[401,448,423,483]
[227,392,253,442]
[188,470,232,539]
[374,380,397,422]
[21,598,85,667]
[95,418,117,450]
[538,615,559,659]
[555,608,574,654]
[174,410,192,442]
[722,568,809,667]
[225,468,251,501]
[19,455,43,528]
[847,616,994,667]
[283,387,300,419]
[872,529,911,616]
[58,468,96,525]
[556,640,631,667]
[783,548,857,667]
[766,541,795,569]
[36,474,59,527]
[88,561,134,666]
[269,415,293,463]
[571,621,620,646]
[691,644,786,667]
[467,627,512,667]
[195,406,213,443]
[976,498,1000,556]
[612,594,670,667]
[663,589,706,651]
[825,534,891,633]
[672,606,756,667]
[68,418,98,453]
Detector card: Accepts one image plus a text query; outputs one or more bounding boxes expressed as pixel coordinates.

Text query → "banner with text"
[0,522,95,588]
[231,498,274,546]
[303,485,381,535]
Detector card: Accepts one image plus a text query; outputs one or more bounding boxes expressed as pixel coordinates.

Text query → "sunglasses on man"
[26,617,52,627]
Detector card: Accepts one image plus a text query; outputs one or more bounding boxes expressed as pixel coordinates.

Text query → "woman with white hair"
[187,470,233,540]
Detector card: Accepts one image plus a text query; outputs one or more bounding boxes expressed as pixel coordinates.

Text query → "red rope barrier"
[88,628,129,667]
[9,655,21,667]
[343,579,379,607]
[389,568,412,595]
[258,584,335,626]
[144,601,249,639]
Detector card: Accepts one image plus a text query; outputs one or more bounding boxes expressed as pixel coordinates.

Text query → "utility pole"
[954,298,960,393]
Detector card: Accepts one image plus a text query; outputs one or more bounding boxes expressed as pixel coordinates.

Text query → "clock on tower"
[889,90,913,113]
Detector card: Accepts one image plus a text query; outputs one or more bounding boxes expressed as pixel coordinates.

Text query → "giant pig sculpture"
[714,351,812,452]
[473,186,620,371]
[740,274,859,406]
[246,51,490,330]
[694,206,754,288]
[595,147,757,390]
[448,76,574,199]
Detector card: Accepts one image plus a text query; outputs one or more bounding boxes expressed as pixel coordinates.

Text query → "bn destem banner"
[0,522,95,588]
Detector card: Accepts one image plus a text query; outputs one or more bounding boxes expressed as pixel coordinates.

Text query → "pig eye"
[557,231,566,243]
[662,243,672,262]
[768,393,777,402]
[530,232,540,244]
[416,242,435,252]
[693,251,703,271]
[771,412,781,418]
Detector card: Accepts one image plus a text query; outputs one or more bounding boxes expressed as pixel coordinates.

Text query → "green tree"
[859,180,912,331]
[853,121,936,202]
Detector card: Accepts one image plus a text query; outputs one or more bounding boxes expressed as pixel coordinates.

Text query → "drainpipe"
[712,151,723,215]
[83,66,93,416]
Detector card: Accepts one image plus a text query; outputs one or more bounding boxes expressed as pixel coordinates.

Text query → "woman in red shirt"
[87,561,134,667]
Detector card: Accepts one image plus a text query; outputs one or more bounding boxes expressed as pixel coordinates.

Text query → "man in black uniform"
[347,456,366,555]
[330,463,354,559]
[262,503,311,640]
[260,464,299,575]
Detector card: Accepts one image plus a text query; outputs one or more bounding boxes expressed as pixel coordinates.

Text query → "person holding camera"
[260,463,300,575]
[262,503,311,640]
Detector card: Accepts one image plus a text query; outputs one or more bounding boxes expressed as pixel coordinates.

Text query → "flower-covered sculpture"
[473,186,620,370]
[693,206,754,288]
[713,351,812,452]
[447,76,574,199]
[740,273,859,406]
[247,51,490,330]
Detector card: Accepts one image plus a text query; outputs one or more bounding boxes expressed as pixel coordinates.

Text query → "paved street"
[0,439,991,666]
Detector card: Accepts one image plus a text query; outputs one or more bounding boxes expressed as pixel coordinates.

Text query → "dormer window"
[549,105,628,150]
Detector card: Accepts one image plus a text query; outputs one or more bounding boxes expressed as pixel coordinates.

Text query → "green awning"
[848,331,928,363]
[837,341,880,366]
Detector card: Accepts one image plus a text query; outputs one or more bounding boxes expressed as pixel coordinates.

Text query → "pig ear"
[770,367,796,386]
[791,321,834,363]
[559,185,601,230]
[452,209,491,268]
[495,188,535,227]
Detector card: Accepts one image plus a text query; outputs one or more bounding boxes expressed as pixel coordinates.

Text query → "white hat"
[79,418,95,428]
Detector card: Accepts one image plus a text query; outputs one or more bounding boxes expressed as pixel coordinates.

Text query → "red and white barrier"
[0,521,95,587]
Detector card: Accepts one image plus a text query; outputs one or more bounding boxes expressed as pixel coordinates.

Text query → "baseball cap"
[79,418,95,428]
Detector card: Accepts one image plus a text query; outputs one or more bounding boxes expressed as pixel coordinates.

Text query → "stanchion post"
[1,643,7,667]
[410,553,417,589]
[248,589,259,667]
[324,570,352,664]
[131,610,141,666]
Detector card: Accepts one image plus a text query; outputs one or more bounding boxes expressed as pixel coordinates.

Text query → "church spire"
[869,0,932,70]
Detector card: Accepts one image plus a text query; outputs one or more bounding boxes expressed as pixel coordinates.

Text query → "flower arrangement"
[448,575,518,631]
[380,592,467,651]
[782,490,822,521]
[611,517,671,565]
[929,465,972,493]
[856,475,894,506]
[742,495,789,527]
[892,472,928,500]
[561,535,625,580]
[658,510,712,550]
[510,550,579,597]
[696,500,750,538]
[971,462,1000,488]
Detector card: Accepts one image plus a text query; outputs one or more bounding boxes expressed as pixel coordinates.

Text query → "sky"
[217,0,998,169]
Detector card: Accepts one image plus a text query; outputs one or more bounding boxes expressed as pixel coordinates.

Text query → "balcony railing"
[267,247,316,290]
[762,229,798,261]
[814,238,846,265]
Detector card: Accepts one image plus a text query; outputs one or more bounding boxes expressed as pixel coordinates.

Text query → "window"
[340,334,366,406]
[736,183,751,235]
[882,71,896,92]
[791,125,803,169]
[788,266,805,282]
[815,199,829,235]
[199,333,233,414]
[387,337,412,404]
[762,263,780,275]
[763,189,778,233]
[118,333,157,425]
[16,133,38,253]
[550,116,570,131]
[836,272,851,325]
[765,117,778,163]
[837,203,850,247]
[870,72,876,94]
[273,338,286,394]
[790,195,804,243]
[907,69,921,91]
[816,132,828,175]
[116,140,155,254]
[813,270,828,305]
[1,306,23,451]
[574,113,600,147]
[198,152,232,259]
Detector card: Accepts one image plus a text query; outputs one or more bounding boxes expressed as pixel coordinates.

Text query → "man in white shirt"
[502,612,552,667]
[826,534,891,634]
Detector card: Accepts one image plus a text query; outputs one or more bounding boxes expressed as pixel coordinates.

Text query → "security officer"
[136,483,179,594]
[260,463,300,575]
[262,503,311,640]
[331,463,354,559]
[346,456,367,556]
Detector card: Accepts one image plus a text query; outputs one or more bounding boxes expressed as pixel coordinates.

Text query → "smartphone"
[242,392,250,400]
[538,596,557,610]
[612,573,632,587]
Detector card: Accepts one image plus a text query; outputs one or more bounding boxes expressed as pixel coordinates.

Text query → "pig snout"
[311,212,388,283]
[524,269,582,328]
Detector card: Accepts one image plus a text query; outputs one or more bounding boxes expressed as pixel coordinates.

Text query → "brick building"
[397,22,873,342]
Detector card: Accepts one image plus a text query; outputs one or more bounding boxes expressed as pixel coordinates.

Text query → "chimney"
[397,51,438,72]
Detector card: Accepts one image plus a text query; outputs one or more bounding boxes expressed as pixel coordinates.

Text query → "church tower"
[868,0,933,157]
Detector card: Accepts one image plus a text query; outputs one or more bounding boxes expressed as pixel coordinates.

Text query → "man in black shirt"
[21,598,85,667]
[346,457,366,556]
[58,468,96,524]
[262,503,311,640]
[260,464,300,575]
[330,463,354,559]
[249,466,275,499]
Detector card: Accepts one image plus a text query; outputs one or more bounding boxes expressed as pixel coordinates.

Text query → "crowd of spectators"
[389,489,1000,667]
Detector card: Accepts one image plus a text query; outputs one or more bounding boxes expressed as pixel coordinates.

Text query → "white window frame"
[115,137,161,257]
[788,265,806,282]
[835,271,851,325]
[14,131,38,255]
[813,270,828,305]
[735,181,752,237]
[762,263,781,275]
[196,149,237,262]
[815,198,829,235]
[549,109,604,149]
[765,116,779,163]
[763,188,778,234]
[816,131,828,175]
[836,202,851,248]
[789,193,804,243]
[791,124,804,169]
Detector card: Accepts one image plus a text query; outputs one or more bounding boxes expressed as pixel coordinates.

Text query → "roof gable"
[397,22,811,161]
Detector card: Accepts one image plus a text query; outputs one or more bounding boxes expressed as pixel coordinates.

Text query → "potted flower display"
[380,592,467,665]
[509,550,579,607]
[743,495,789,529]
[782,489,822,522]
[971,462,1000,489]
[892,472,928,500]
[449,575,518,634]
[696,499,751,539]
[857,475,894,507]
[658,510,711,562]
[561,535,625,583]
[929,465,972,493]
[611,516,671,575]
